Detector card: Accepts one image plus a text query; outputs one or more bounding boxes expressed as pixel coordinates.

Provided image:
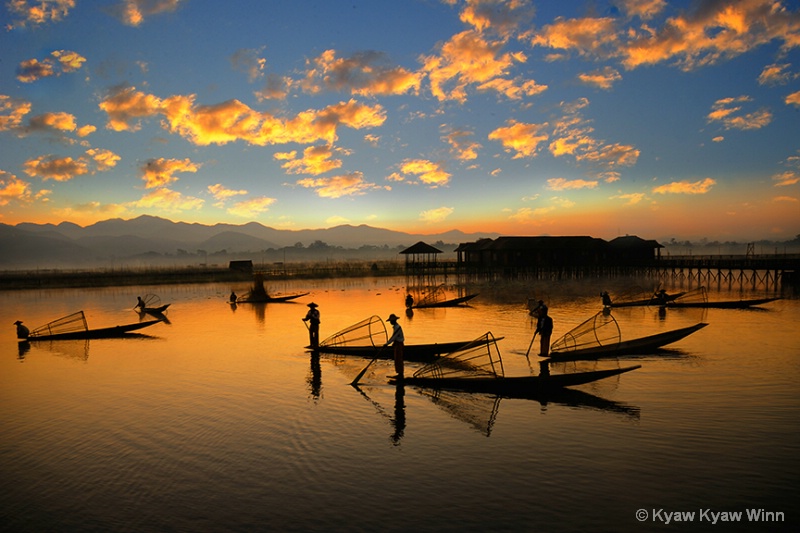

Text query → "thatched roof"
[400,241,443,254]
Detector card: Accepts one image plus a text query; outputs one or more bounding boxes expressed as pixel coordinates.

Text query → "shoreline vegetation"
[0,261,408,290]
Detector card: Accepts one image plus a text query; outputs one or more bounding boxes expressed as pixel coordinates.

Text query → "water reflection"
[307,351,322,401]
[352,382,406,446]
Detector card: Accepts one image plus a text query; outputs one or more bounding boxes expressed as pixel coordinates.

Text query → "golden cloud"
[5,0,74,29]
[302,49,422,97]
[0,95,32,131]
[619,0,667,20]
[296,171,380,198]
[421,30,530,103]
[531,16,619,58]
[99,86,386,146]
[488,120,549,158]
[110,0,184,27]
[772,170,799,186]
[27,112,77,133]
[23,154,89,181]
[16,50,86,82]
[230,48,266,82]
[652,177,716,194]
[86,148,121,172]
[140,157,200,189]
[208,183,248,201]
[0,170,32,206]
[708,96,772,130]
[458,0,534,37]
[546,177,599,190]
[419,206,454,224]
[276,145,342,175]
[132,187,204,211]
[399,159,451,187]
[227,196,277,218]
[610,192,646,205]
[786,90,800,106]
[758,63,793,85]
[443,128,482,161]
[577,66,622,89]
[621,0,800,71]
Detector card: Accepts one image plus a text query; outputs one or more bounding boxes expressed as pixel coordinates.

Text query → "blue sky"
[1,0,799,241]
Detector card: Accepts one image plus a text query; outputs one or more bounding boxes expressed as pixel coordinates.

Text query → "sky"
[1,0,799,242]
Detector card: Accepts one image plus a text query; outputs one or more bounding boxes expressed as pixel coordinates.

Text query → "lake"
[1,276,797,532]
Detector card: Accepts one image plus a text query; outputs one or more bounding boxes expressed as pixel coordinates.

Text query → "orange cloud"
[652,177,716,194]
[296,171,380,198]
[227,196,277,218]
[547,177,599,190]
[0,170,32,206]
[531,16,619,58]
[132,187,204,211]
[443,128,482,161]
[708,96,772,130]
[208,183,248,201]
[399,159,451,187]
[140,157,200,189]
[458,0,534,37]
[577,66,622,89]
[5,0,74,29]
[621,0,800,71]
[23,155,89,181]
[27,112,77,133]
[619,0,667,20]
[86,148,121,172]
[301,49,422,97]
[419,206,454,223]
[110,0,184,27]
[610,192,646,205]
[772,170,799,186]
[0,95,32,131]
[421,30,533,103]
[786,90,800,106]
[758,63,794,85]
[16,50,86,82]
[230,48,266,82]
[275,144,343,175]
[99,86,386,146]
[488,120,549,158]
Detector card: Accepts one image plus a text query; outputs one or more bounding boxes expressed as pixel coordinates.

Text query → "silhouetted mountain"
[2,217,501,269]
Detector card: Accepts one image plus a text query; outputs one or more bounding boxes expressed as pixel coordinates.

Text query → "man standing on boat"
[14,320,29,340]
[535,305,553,358]
[303,302,321,348]
[385,313,405,380]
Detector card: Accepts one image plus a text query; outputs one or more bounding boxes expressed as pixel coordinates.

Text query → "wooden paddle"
[524,331,537,359]
[351,345,386,386]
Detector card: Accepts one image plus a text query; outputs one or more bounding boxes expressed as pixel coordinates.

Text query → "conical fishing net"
[549,311,621,353]
[246,273,269,300]
[672,286,708,305]
[30,311,88,338]
[413,332,504,379]
[320,315,388,348]
[414,285,446,307]
[142,294,161,307]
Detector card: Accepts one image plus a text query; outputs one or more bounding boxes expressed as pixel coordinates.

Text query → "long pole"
[351,345,385,386]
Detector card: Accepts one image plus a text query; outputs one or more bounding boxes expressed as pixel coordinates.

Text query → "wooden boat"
[547,323,708,362]
[27,320,162,341]
[140,304,170,315]
[315,337,503,363]
[237,292,309,303]
[391,365,641,395]
[412,293,478,309]
[666,297,779,309]
[607,292,685,307]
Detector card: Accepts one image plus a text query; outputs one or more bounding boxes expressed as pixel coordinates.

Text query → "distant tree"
[294,242,304,248]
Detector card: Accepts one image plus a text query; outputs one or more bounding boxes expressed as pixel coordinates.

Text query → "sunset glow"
[1,0,799,241]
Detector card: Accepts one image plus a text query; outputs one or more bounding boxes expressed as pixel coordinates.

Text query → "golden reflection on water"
[1,277,798,531]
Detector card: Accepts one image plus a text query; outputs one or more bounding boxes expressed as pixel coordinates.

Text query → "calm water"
[1,277,798,532]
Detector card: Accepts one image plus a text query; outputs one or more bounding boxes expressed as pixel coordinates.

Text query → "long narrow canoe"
[412,293,478,309]
[666,297,780,309]
[315,337,503,363]
[608,292,685,307]
[546,323,708,362]
[237,292,309,303]
[140,304,170,315]
[391,365,641,395]
[27,319,162,341]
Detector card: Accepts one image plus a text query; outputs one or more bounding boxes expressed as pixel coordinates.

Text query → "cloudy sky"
[1,0,799,241]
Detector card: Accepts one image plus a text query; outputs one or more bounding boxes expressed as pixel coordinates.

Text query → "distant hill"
[2,215,501,269]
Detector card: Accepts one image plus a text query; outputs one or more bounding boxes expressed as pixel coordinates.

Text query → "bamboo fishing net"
[413,332,504,379]
[319,315,388,348]
[142,294,161,307]
[414,285,446,307]
[672,286,708,305]
[549,311,621,353]
[30,311,88,338]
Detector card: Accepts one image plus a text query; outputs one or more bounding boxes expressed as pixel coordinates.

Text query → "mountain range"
[0,215,500,269]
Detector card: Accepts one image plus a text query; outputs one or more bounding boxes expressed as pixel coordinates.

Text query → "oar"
[351,345,386,386]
